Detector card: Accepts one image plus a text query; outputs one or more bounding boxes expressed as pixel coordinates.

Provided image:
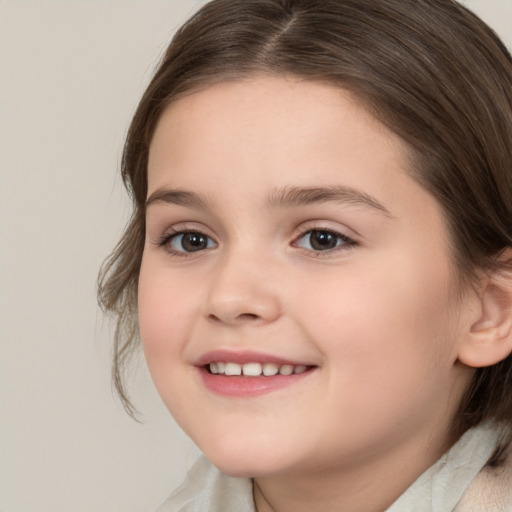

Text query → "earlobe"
[458,258,512,368]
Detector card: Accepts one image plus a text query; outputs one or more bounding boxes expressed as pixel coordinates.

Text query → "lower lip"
[198,367,313,397]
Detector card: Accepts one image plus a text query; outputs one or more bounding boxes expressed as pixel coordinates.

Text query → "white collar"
[386,421,502,512]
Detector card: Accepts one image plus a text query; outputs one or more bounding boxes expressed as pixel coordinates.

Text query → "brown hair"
[98,0,512,442]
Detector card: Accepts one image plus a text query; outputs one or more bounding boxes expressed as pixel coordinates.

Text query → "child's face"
[139,76,475,479]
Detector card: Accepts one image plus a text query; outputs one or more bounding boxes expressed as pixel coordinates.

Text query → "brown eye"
[295,229,355,252]
[309,231,339,250]
[169,232,215,252]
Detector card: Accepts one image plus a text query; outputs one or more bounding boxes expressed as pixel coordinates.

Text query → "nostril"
[207,312,261,325]
[204,291,281,325]
[207,312,261,323]
[207,313,223,323]
[237,313,260,321]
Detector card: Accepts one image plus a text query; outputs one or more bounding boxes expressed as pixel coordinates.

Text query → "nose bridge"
[204,242,281,325]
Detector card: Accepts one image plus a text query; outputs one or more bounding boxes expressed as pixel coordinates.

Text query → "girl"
[99,0,512,510]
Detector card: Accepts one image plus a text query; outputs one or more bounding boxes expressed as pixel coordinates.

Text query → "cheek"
[295,264,462,450]
[137,265,197,425]
[300,251,459,392]
[137,256,195,373]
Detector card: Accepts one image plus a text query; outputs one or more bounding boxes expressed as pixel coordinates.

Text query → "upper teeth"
[209,362,308,376]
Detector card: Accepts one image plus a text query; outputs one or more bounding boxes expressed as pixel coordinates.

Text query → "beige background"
[1,1,511,511]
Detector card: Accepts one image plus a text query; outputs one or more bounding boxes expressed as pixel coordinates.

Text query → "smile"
[196,350,316,397]
[208,361,309,376]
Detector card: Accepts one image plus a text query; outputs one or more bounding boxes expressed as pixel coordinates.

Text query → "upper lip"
[194,349,314,367]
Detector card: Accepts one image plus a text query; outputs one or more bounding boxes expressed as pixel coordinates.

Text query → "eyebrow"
[146,185,392,217]
[146,188,212,210]
[266,185,393,217]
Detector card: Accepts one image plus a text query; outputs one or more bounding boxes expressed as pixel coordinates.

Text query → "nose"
[202,252,282,326]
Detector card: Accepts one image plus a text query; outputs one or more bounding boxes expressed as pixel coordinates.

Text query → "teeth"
[279,364,294,376]
[224,362,242,375]
[263,363,279,376]
[242,362,262,376]
[208,361,309,377]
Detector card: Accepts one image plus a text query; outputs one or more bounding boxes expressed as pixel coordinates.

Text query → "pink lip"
[195,350,316,398]
[198,368,314,397]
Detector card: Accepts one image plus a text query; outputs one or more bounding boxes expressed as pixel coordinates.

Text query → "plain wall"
[1,1,511,511]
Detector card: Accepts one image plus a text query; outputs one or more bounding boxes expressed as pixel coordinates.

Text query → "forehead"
[147,76,411,194]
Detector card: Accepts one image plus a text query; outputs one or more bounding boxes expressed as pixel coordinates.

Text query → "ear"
[458,253,512,368]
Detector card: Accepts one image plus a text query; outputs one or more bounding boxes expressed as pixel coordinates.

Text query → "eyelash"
[158,229,216,258]
[292,228,358,255]
[157,227,358,257]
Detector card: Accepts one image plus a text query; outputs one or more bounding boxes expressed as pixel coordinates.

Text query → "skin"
[139,76,479,512]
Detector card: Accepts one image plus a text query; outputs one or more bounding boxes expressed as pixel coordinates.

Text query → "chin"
[200,440,298,479]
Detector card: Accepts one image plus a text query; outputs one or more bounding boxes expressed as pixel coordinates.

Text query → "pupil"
[182,233,207,252]
[310,230,337,251]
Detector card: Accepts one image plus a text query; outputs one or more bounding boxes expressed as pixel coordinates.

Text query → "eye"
[162,231,216,253]
[294,229,356,252]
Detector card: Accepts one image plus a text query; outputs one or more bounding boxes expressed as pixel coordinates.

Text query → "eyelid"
[153,222,218,257]
[291,223,359,255]
[158,231,217,258]
[152,221,216,243]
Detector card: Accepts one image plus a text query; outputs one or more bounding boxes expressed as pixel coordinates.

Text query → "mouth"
[196,350,317,397]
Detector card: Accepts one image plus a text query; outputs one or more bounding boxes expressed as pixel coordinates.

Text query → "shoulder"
[456,444,512,512]
[154,456,255,512]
